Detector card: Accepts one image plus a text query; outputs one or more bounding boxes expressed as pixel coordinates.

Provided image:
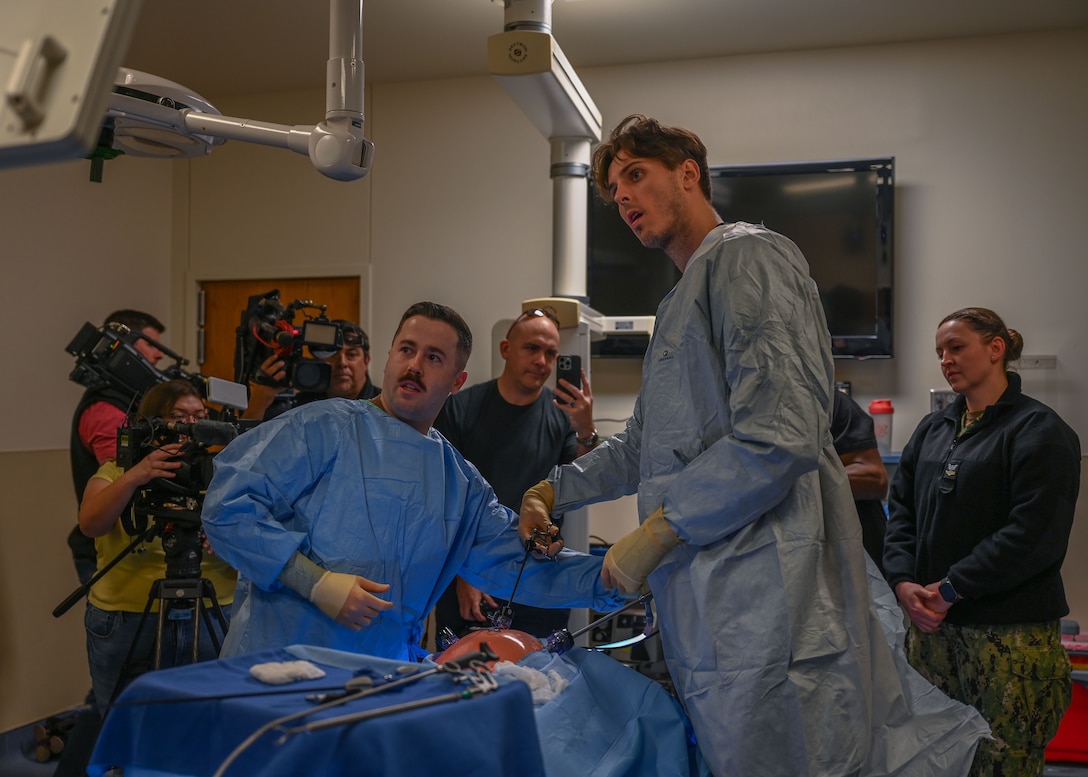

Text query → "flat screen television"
[587,157,895,358]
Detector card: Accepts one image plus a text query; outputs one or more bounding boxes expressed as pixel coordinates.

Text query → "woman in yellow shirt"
[79,378,236,708]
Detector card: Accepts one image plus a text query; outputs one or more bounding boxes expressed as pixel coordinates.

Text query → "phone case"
[556,354,581,391]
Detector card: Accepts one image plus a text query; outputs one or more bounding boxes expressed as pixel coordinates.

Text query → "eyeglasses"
[507,307,560,337]
[168,411,208,423]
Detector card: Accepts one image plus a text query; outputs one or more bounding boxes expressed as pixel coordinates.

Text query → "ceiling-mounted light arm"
[488,0,600,298]
[309,0,374,180]
[488,0,601,142]
[501,0,553,33]
[328,0,364,119]
[178,111,312,155]
[108,0,372,182]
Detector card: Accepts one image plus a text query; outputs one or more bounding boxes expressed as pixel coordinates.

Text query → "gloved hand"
[310,571,361,619]
[601,507,680,593]
[519,480,562,559]
[280,552,393,629]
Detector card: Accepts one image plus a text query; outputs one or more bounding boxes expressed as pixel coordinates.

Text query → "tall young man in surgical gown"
[519,116,988,776]
[203,302,622,662]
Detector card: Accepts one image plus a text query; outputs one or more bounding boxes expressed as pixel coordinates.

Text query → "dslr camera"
[236,290,343,393]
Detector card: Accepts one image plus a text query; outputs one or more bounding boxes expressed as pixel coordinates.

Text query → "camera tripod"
[51,492,231,777]
[54,502,231,705]
[112,573,228,700]
[111,505,230,703]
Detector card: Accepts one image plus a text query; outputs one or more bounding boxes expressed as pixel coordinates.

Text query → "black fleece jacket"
[884,372,1081,625]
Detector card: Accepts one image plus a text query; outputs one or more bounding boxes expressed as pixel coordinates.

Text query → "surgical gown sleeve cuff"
[278,551,326,599]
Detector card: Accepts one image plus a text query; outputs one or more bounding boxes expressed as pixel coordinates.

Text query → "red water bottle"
[868,399,894,456]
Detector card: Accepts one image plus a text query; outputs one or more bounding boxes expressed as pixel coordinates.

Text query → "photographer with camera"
[241,318,379,421]
[78,378,236,709]
[69,309,166,587]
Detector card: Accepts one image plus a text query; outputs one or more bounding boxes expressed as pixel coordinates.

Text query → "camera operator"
[69,309,166,587]
[241,319,379,421]
[78,379,236,709]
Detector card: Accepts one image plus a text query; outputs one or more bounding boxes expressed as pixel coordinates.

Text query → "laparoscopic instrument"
[435,526,656,663]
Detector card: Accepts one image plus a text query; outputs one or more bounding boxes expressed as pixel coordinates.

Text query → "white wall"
[365,75,553,386]
[1,26,1086,730]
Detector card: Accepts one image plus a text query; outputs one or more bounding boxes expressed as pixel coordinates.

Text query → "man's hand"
[555,369,596,447]
[455,576,498,622]
[894,581,949,633]
[520,480,562,559]
[242,354,289,420]
[311,572,394,630]
[601,507,680,593]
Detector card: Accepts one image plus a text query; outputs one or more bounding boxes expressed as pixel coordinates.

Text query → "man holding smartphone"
[433,306,599,639]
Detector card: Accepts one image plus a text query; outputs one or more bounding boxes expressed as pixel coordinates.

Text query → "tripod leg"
[191,595,203,664]
[108,577,228,708]
[155,594,170,670]
[197,579,229,655]
[111,586,161,705]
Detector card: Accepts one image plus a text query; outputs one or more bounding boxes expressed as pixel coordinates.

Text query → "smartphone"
[556,354,581,401]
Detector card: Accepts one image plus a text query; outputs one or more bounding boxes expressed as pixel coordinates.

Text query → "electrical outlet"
[1020,354,1057,369]
[930,389,956,413]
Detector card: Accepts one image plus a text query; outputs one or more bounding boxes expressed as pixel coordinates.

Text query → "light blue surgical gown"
[202,399,622,661]
[548,223,988,776]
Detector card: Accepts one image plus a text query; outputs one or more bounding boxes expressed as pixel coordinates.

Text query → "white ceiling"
[123,0,1088,100]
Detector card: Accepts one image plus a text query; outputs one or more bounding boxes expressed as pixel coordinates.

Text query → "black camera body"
[237,291,343,394]
[66,321,206,400]
[117,416,243,523]
[116,415,243,581]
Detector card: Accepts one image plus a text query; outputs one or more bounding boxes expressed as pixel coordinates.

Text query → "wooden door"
[199,277,361,385]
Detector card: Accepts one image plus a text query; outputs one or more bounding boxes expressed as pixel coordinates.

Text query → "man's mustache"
[397,371,425,392]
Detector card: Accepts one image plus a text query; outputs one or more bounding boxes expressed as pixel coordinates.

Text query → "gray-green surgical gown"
[549,223,988,776]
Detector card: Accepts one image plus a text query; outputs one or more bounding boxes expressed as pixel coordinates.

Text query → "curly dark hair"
[591,114,711,204]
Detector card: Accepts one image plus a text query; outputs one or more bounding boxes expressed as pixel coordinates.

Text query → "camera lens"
[292,360,330,393]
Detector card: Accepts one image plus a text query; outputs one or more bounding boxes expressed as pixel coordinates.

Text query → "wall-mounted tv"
[587,157,895,358]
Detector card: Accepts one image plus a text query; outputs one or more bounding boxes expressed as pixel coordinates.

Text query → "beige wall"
[1,27,1086,730]
[0,451,89,728]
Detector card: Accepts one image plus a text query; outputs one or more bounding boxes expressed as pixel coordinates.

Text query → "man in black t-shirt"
[831,390,889,574]
[433,307,599,638]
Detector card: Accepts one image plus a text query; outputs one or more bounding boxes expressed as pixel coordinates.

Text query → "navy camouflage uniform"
[885,372,1080,777]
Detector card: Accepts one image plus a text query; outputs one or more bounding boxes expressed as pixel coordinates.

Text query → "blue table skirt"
[88,645,545,777]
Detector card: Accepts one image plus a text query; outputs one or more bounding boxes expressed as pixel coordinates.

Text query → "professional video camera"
[118,414,246,585]
[52,411,249,621]
[66,320,206,400]
[234,290,343,394]
[117,415,243,527]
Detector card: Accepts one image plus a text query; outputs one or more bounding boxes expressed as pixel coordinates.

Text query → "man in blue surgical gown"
[519,116,988,776]
[203,301,622,662]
